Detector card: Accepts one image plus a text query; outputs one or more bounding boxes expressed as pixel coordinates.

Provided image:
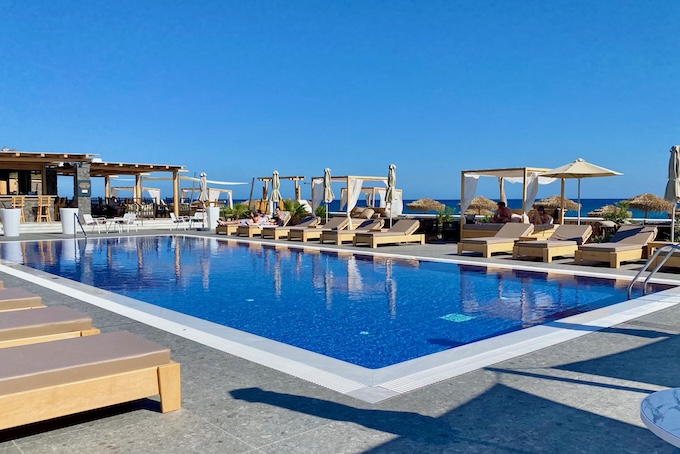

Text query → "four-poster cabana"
[253,175,306,213]
[310,174,403,227]
[144,173,247,213]
[257,175,305,201]
[69,161,186,215]
[460,166,558,238]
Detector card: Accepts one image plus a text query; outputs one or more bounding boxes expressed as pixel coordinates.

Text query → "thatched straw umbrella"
[406,198,445,213]
[588,205,632,218]
[625,193,673,218]
[535,195,580,211]
[464,208,494,216]
[462,195,498,214]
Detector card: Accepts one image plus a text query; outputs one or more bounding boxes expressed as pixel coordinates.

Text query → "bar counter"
[0,196,57,222]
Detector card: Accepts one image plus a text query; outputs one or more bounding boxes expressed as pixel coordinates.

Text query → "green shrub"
[602,201,631,224]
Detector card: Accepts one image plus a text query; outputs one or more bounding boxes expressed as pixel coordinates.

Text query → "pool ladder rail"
[628,243,680,299]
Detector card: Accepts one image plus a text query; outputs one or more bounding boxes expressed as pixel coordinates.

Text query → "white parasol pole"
[673,204,677,242]
[577,178,582,225]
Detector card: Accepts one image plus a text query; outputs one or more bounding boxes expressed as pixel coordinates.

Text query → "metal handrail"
[627,243,680,299]
[73,212,87,239]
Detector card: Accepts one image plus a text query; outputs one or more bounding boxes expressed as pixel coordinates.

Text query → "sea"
[305,199,671,220]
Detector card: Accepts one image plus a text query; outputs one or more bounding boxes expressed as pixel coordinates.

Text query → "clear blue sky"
[2,0,679,201]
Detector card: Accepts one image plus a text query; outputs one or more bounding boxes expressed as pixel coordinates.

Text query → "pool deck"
[1,229,680,453]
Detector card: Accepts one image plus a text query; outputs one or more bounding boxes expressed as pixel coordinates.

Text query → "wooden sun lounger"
[513,225,593,263]
[649,249,680,269]
[0,288,44,312]
[216,224,239,235]
[236,224,263,237]
[319,219,384,244]
[574,225,657,268]
[225,211,292,237]
[0,306,100,349]
[287,217,349,242]
[261,216,319,240]
[0,331,181,431]
[457,223,535,258]
[353,219,424,248]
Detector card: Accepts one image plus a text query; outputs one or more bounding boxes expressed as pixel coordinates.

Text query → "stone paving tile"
[256,421,399,454]
[11,408,253,454]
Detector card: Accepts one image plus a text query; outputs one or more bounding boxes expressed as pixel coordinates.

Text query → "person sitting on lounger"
[217,211,263,226]
[491,201,513,223]
[269,207,285,226]
[531,205,553,225]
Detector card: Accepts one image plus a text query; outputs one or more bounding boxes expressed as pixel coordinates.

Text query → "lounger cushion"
[608,225,657,244]
[355,219,384,230]
[0,288,42,310]
[387,219,420,235]
[493,223,534,238]
[291,216,346,232]
[0,306,92,341]
[0,331,170,395]
[358,208,375,219]
[319,217,349,230]
[577,243,646,253]
[518,240,579,249]
[549,225,592,244]
[463,225,534,245]
[577,225,657,253]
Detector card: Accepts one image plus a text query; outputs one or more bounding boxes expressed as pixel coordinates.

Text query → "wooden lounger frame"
[287,227,325,243]
[0,305,46,313]
[0,327,100,349]
[0,361,181,430]
[261,227,291,240]
[574,248,645,268]
[320,230,359,245]
[353,233,425,248]
[236,225,262,237]
[650,253,680,269]
[513,242,580,263]
[216,224,239,235]
[457,240,517,258]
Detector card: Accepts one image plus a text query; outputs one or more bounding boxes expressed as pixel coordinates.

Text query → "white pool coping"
[2,235,680,403]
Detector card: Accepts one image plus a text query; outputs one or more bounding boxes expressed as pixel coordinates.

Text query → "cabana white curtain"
[463,173,556,215]
[373,188,404,216]
[111,187,161,203]
[207,189,220,204]
[459,175,480,213]
[146,189,161,204]
[311,178,324,209]
[340,178,364,211]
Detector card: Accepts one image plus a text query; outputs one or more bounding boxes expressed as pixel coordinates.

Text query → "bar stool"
[36,196,51,222]
[11,196,25,223]
[53,197,65,221]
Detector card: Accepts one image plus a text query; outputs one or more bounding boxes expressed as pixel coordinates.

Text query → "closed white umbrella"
[198,172,209,206]
[323,168,334,223]
[271,170,282,211]
[664,146,680,241]
[197,172,209,228]
[385,164,396,227]
[542,158,622,224]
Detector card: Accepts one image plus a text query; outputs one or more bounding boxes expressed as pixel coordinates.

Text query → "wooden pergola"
[60,161,186,215]
[256,175,305,201]
[0,150,94,195]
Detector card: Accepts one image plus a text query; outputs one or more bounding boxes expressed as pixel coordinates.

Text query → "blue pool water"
[1,236,672,369]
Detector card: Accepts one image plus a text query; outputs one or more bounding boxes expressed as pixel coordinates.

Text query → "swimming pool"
[0,236,672,370]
